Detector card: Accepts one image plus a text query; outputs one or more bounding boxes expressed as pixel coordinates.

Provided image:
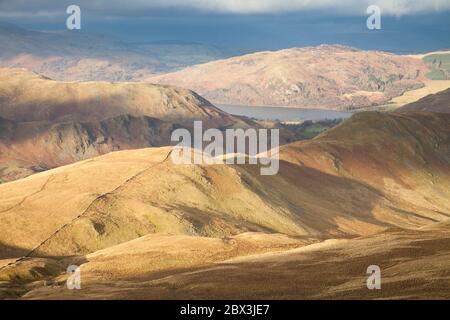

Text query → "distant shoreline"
[216,104,353,121]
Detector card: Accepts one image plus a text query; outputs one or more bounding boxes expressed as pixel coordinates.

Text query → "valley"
[0,19,449,301]
[1,105,449,299]
[2,23,449,113]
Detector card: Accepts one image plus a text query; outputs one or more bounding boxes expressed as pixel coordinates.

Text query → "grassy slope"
[22,227,450,300]
[395,88,450,113]
[387,53,450,108]
[0,68,228,123]
[0,111,449,299]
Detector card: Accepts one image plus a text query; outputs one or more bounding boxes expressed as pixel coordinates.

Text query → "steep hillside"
[0,115,178,182]
[0,112,449,259]
[0,67,259,182]
[395,88,450,113]
[0,68,235,124]
[0,68,338,183]
[282,111,450,214]
[149,45,429,110]
[0,111,449,299]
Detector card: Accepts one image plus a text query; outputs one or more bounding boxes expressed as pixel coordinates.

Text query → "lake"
[217,104,353,121]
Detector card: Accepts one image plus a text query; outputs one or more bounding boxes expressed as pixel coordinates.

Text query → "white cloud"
[106,0,450,15]
[1,0,450,16]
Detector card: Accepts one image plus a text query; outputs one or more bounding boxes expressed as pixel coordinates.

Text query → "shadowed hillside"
[0,68,246,182]
[0,115,179,182]
[0,68,257,182]
[18,227,448,300]
[0,68,233,124]
[395,88,450,113]
[0,68,327,183]
[0,110,449,299]
[1,112,448,257]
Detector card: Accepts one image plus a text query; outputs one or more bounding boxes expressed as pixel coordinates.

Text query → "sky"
[0,0,449,52]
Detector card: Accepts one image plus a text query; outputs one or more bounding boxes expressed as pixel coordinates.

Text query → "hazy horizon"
[0,0,449,53]
[1,0,450,305]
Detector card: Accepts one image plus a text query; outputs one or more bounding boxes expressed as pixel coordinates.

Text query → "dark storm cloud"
[0,0,448,52]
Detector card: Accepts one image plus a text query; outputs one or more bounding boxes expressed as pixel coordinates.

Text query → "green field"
[282,119,342,140]
[424,53,450,80]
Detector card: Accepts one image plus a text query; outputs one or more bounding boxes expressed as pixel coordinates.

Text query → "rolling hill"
[149,45,430,110]
[0,110,449,299]
[20,227,448,300]
[395,87,450,113]
[0,68,335,183]
[0,68,234,124]
[0,67,255,182]
[0,115,180,182]
[0,22,247,81]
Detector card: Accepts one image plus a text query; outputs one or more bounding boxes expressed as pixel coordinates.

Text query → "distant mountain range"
[0,22,250,81]
[150,44,434,110]
[3,23,450,111]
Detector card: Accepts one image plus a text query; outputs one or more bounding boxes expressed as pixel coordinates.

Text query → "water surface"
[217,104,353,121]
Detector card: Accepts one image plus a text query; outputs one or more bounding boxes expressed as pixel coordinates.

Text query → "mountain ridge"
[395,87,450,113]
[0,111,448,259]
[149,45,429,110]
[0,67,233,123]
[0,22,249,81]
[1,110,449,299]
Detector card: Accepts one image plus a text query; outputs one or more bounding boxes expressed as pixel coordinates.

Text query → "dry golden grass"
[0,67,226,123]
[1,111,449,299]
[148,45,428,109]
[73,232,313,283]
[13,227,450,300]
[389,80,450,107]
